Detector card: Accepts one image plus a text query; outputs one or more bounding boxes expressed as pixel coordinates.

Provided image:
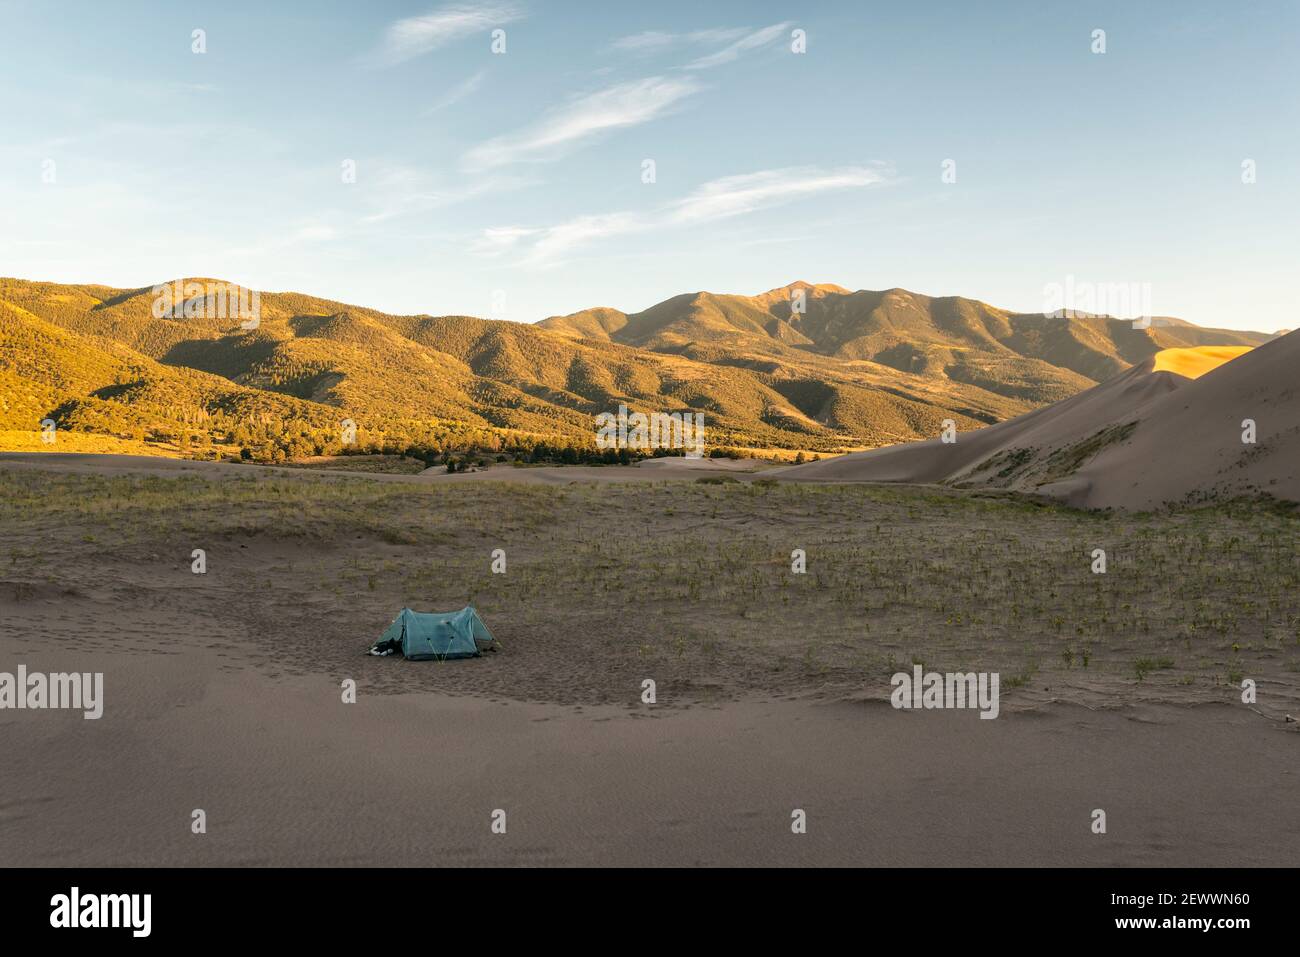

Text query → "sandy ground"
[1,455,1296,866]
[2,645,1295,867]
[4,455,1295,709]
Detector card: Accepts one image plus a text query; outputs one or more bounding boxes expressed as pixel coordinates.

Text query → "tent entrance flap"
[368,606,495,660]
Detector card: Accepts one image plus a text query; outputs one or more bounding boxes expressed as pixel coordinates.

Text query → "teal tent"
[368,607,496,660]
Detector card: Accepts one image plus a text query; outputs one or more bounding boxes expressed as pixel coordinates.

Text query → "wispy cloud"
[470,225,543,255]
[370,3,523,67]
[611,27,749,54]
[665,167,882,224]
[685,22,791,69]
[462,75,700,170]
[423,71,486,114]
[477,165,889,265]
[523,212,643,264]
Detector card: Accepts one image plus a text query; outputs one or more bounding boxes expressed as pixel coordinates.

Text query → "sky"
[0,0,1296,330]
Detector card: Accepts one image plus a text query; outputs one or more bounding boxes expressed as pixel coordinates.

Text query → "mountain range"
[0,277,1271,457]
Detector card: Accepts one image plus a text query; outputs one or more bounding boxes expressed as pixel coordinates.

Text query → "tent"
[367,606,496,660]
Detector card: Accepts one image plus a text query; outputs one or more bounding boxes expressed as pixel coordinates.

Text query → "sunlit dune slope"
[1151,345,1252,379]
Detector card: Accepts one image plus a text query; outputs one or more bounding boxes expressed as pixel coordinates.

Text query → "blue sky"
[1,0,1295,330]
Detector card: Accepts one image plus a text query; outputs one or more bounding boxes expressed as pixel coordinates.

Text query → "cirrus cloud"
[369,3,523,67]
[666,167,882,224]
[462,75,701,170]
[610,27,750,54]
[423,71,486,114]
[476,165,890,266]
[684,22,792,70]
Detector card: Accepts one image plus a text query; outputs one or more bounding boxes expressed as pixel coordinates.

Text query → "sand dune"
[766,355,1196,487]
[1059,334,1299,509]
[1150,345,1253,378]
[774,337,1300,510]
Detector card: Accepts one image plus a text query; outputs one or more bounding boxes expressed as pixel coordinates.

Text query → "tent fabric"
[368,606,496,660]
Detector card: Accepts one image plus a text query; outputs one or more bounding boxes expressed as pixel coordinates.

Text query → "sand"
[3,644,1295,867]
[1151,345,1253,378]
[5,458,1295,709]
[1058,335,1300,509]
[767,360,1189,486]
[771,336,1300,511]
